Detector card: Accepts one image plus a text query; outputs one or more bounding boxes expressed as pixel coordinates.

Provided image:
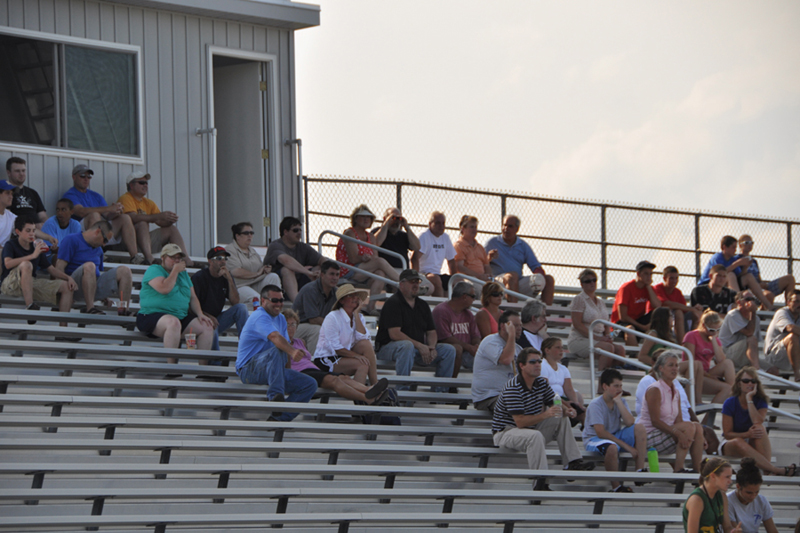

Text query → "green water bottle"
[553,397,562,418]
[647,448,659,473]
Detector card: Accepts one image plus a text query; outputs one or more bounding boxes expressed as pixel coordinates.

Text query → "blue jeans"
[237,346,317,421]
[376,340,456,392]
[211,303,248,351]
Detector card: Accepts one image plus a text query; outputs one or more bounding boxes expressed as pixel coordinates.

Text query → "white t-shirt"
[0,210,17,247]
[634,374,691,422]
[523,330,544,351]
[540,361,571,397]
[418,229,456,275]
[727,490,773,533]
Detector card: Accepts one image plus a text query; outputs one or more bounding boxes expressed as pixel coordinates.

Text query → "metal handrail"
[447,274,534,302]
[589,319,696,408]
[316,230,401,293]
[317,230,407,270]
[757,370,800,392]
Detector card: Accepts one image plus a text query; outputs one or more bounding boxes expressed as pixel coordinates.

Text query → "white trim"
[206,45,281,247]
[0,25,145,162]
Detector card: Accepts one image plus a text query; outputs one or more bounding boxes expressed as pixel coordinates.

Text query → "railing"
[316,230,401,293]
[757,369,800,392]
[304,176,799,301]
[589,319,696,408]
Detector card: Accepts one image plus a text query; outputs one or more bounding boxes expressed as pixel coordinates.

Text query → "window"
[0,34,139,156]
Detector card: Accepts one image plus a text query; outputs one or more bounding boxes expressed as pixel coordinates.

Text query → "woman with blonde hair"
[335,204,399,312]
[453,215,493,282]
[721,367,796,476]
[567,268,625,368]
[475,281,504,338]
[683,309,735,405]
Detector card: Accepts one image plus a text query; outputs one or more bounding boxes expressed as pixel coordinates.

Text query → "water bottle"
[252,296,259,311]
[553,397,562,418]
[647,448,659,473]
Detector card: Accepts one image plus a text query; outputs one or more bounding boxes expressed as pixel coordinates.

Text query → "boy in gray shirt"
[582,368,648,492]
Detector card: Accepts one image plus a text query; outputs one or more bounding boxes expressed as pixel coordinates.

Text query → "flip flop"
[784,464,797,477]
[365,378,389,400]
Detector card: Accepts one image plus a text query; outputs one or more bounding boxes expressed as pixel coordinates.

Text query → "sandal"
[365,378,389,400]
[609,485,633,493]
[784,464,797,477]
[369,388,392,406]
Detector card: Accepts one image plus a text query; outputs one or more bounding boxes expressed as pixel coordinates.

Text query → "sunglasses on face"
[707,327,721,333]
[490,292,503,298]
[267,297,284,304]
[133,180,148,186]
[739,378,757,384]
[238,231,255,236]
[291,228,302,234]
[78,174,92,179]
[741,241,754,245]
[581,278,597,284]
[742,297,757,302]
[464,293,476,299]
[525,359,542,365]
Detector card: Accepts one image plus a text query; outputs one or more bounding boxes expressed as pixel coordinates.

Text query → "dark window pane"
[65,45,138,155]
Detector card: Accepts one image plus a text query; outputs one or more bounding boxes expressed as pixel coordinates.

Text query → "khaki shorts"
[71,266,121,302]
[765,340,794,372]
[0,265,62,306]
[725,338,769,371]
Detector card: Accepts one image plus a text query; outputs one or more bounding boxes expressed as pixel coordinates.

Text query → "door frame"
[205,45,281,245]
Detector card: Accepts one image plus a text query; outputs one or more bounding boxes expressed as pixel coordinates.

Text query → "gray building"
[0,0,319,253]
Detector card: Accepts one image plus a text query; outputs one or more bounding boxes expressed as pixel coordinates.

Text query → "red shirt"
[652,283,686,312]
[611,280,650,323]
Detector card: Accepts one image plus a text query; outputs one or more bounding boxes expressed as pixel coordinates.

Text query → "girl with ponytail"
[683,457,741,532]
[726,458,778,533]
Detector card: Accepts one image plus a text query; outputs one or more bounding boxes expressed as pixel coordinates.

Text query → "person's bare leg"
[185,317,213,350]
[427,273,443,297]
[153,314,182,363]
[674,309,686,344]
[634,423,647,471]
[81,263,98,310]
[56,281,74,326]
[740,273,771,310]
[702,371,732,404]
[784,334,800,380]
[604,444,621,489]
[332,357,369,384]
[778,275,796,305]
[160,225,192,267]
[82,212,102,227]
[726,273,741,292]
[595,341,621,370]
[724,439,781,475]
[352,339,379,385]
[115,267,133,305]
[541,274,555,305]
[503,272,519,303]
[751,433,774,471]
[113,214,138,261]
[134,221,155,263]
[18,261,34,305]
[623,326,638,347]
[281,269,299,302]
[373,258,399,282]
[680,360,705,406]
[689,422,704,470]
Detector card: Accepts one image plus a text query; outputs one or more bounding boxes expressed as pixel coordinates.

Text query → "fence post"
[788,223,793,277]
[303,176,309,244]
[396,183,402,212]
[500,195,507,224]
[694,214,702,283]
[600,205,607,290]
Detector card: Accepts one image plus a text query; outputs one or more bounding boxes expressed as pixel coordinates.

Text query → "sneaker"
[26,303,40,324]
[130,254,148,265]
[532,478,551,491]
[565,459,595,471]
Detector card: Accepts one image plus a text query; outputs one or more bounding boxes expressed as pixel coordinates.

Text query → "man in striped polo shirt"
[492,347,594,491]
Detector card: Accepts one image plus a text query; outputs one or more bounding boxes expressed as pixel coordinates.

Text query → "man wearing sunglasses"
[62,165,141,265]
[720,291,775,374]
[492,347,594,491]
[118,171,193,267]
[517,299,549,350]
[192,246,248,352]
[611,260,662,346]
[763,290,800,382]
[433,281,482,375]
[472,310,522,412]
[236,285,317,420]
[54,220,133,315]
[265,216,328,302]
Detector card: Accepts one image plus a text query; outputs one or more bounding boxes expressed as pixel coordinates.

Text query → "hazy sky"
[295,1,800,221]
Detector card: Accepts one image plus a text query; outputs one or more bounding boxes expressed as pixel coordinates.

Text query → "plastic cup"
[117,300,129,316]
[647,448,659,473]
[185,333,197,350]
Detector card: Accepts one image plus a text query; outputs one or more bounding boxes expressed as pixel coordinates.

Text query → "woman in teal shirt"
[683,457,742,533]
[136,244,214,361]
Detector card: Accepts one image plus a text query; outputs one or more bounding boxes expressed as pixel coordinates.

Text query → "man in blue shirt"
[62,165,143,264]
[41,198,81,262]
[485,215,554,304]
[236,284,317,421]
[54,220,133,315]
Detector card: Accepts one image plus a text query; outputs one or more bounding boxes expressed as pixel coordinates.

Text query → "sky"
[294,1,800,221]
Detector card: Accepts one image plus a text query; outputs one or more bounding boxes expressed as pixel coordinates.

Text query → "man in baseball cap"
[610,260,662,346]
[118,171,193,266]
[191,246,248,352]
[0,180,17,246]
[62,165,142,264]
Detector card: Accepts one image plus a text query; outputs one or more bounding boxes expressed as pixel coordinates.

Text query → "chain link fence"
[304,175,798,299]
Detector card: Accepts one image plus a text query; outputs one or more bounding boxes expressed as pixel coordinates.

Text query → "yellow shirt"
[118,192,160,216]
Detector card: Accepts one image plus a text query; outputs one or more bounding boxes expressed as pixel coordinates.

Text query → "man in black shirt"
[372,207,434,294]
[375,269,456,390]
[191,246,248,351]
[691,264,736,316]
[6,157,47,227]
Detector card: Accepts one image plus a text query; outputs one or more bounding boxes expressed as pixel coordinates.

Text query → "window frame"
[0,26,144,164]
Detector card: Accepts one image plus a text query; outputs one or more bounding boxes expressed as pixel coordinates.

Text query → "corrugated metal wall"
[0,0,300,253]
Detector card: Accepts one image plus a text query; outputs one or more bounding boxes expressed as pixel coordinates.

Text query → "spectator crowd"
[2,161,799,491]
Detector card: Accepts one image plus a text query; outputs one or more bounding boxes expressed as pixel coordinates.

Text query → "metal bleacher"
[1,252,799,532]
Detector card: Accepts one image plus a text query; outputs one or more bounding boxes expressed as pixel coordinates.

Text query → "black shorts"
[301,368,339,387]
[136,312,197,335]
